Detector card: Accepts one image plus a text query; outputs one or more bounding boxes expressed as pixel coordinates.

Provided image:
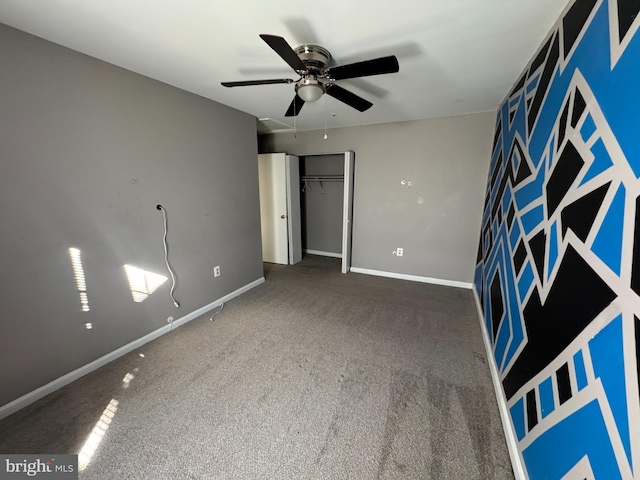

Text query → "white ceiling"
[0,0,570,133]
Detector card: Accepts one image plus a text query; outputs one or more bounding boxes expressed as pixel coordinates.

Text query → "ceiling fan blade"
[328,55,399,80]
[259,34,306,73]
[221,78,293,87]
[325,84,372,112]
[285,95,305,117]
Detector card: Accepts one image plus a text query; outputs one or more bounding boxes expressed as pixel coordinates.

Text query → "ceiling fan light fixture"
[296,77,324,103]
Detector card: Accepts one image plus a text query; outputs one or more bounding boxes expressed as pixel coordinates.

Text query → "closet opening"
[257,151,354,273]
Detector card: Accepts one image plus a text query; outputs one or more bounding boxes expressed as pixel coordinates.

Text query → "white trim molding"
[472,288,526,480]
[304,249,342,259]
[350,267,473,289]
[0,277,265,421]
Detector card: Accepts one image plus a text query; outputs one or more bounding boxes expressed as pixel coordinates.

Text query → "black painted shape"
[502,245,617,399]
[557,363,573,405]
[514,154,532,186]
[617,0,640,42]
[526,389,539,431]
[513,240,528,275]
[546,140,585,217]
[483,224,493,261]
[498,206,503,227]
[491,160,514,220]
[510,139,532,187]
[562,0,598,58]
[510,111,516,125]
[527,97,533,110]
[493,117,503,154]
[561,182,610,242]
[528,33,560,134]
[529,35,553,78]
[558,98,571,152]
[571,88,587,128]
[529,230,547,281]
[490,271,505,340]
[511,73,527,96]
[507,203,516,230]
[490,152,503,190]
[631,196,640,296]
[476,240,483,264]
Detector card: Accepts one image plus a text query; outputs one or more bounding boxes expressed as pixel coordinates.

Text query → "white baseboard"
[0,277,265,421]
[304,249,342,259]
[350,267,472,289]
[472,289,526,480]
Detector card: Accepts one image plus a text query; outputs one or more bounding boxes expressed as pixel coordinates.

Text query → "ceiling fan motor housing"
[294,44,332,75]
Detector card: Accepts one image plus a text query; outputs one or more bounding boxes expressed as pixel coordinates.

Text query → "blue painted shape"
[592,184,625,275]
[514,163,546,210]
[509,221,521,250]
[526,74,540,94]
[494,303,512,369]
[548,221,558,279]
[518,263,534,301]
[502,183,513,215]
[523,400,623,480]
[526,0,640,177]
[573,350,588,392]
[580,113,597,142]
[504,265,525,369]
[580,137,614,186]
[484,223,526,371]
[589,314,633,469]
[520,205,545,234]
[510,398,527,441]
[538,376,555,419]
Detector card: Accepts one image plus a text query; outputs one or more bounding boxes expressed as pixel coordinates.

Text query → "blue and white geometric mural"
[474,0,640,477]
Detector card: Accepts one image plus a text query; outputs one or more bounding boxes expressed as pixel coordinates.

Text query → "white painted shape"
[342,151,355,274]
[258,153,288,264]
[0,277,266,420]
[286,155,302,265]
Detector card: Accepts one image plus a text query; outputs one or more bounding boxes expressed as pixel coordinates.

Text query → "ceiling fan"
[221,34,399,117]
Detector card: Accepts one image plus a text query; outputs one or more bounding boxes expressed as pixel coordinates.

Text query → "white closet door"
[342,151,355,273]
[258,153,289,264]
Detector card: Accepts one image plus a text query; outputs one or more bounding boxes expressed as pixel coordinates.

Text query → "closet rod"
[301,175,344,181]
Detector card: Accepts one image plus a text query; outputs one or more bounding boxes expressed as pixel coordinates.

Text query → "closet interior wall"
[300,154,344,257]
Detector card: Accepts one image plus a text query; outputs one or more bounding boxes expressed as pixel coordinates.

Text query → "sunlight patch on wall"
[123,264,167,303]
[69,247,90,312]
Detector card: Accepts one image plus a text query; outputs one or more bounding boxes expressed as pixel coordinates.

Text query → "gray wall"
[301,155,344,255]
[261,113,495,282]
[0,24,263,407]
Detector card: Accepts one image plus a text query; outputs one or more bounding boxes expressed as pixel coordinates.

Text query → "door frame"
[291,150,355,273]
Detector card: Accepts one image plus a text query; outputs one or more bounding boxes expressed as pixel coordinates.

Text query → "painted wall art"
[474,0,640,477]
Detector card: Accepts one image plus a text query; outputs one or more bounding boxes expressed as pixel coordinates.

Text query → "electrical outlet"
[396,248,403,257]
[214,265,221,277]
